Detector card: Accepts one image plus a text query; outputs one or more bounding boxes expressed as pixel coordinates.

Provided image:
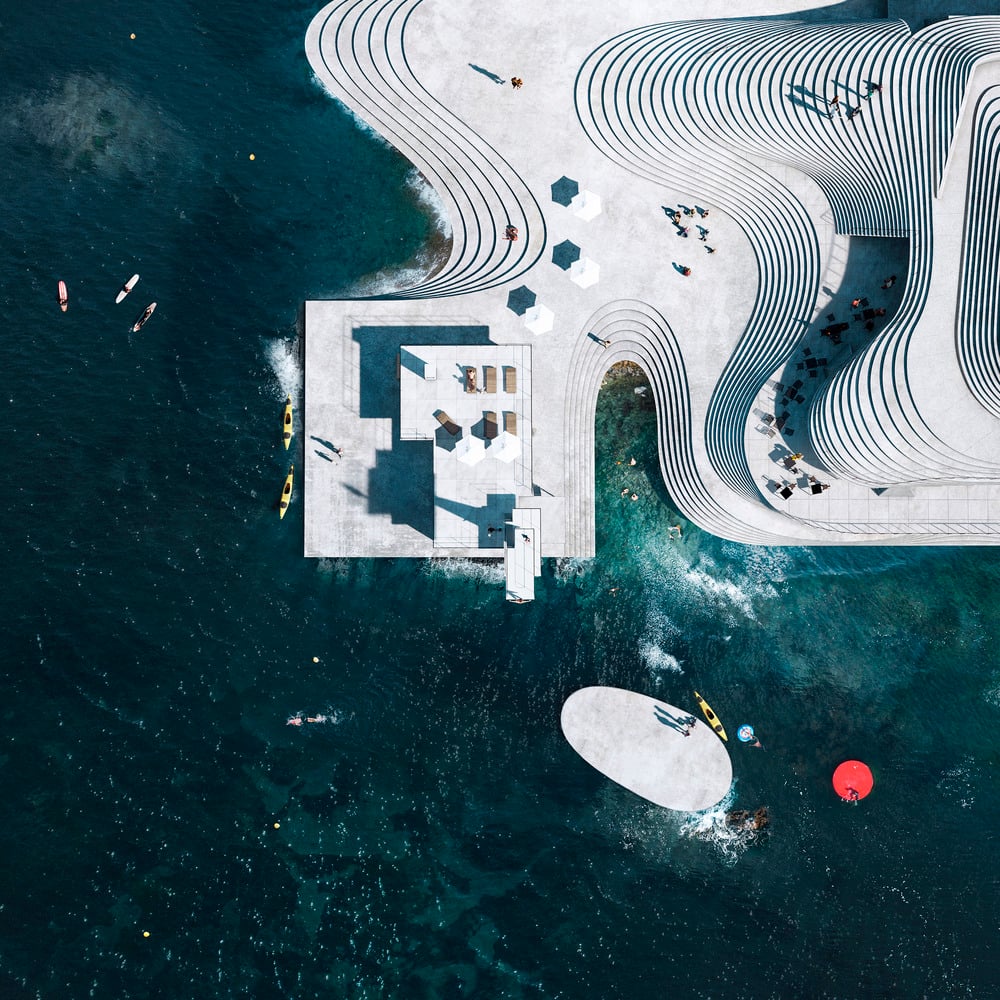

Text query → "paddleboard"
[561,686,733,812]
[58,280,68,312]
[116,273,140,304]
[131,302,156,332]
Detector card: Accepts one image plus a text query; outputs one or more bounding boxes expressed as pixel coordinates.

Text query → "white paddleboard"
[116,273,140,304]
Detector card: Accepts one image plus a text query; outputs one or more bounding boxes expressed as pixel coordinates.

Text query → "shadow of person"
[469,63,505,85]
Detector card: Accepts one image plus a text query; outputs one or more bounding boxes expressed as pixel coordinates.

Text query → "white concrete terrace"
[303,0,1000,557]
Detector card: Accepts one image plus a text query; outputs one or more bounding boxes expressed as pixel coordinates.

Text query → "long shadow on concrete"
[369,444,434,535]
[355,325,492,537]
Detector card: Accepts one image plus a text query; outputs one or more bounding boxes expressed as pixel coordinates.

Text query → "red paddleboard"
[58,280,68,312]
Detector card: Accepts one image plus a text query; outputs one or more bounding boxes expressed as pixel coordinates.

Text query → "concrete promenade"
[304,0,1000,558]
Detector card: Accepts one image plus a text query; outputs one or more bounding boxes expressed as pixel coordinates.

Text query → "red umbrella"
[832,760,873,801]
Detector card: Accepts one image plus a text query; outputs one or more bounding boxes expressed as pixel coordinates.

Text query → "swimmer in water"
[286,716,303,726]
[306,715,327,724]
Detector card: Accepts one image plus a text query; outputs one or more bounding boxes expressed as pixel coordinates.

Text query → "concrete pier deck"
[304,1,1000,557]
[560,687,733,812]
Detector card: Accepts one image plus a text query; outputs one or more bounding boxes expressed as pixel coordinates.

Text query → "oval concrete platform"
[561,686,733,812]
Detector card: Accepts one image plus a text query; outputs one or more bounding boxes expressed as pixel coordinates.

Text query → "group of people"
[828,81,881,121]
[616,456,640,503]
[669,202,716,276]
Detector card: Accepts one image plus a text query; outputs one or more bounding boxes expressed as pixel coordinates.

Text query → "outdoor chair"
[504,411,517,435]
[484,366,497,393]
[503,366,517,393]
[434,410,461,436]
[484,411,498,439]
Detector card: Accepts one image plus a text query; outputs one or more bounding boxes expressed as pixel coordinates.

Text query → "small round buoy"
[312,656,319,663]
[130,33,136,40]
[833,760,873,801]
[273,821,280,829]
[249,153,256,161]
[142,930,150,938]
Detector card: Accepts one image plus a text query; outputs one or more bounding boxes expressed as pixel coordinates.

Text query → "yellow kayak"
[279,465,294,519]
[693,691,727,741]
[282,395,293,449]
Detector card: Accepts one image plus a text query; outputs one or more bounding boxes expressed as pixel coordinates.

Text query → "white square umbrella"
[570,190,602,221]
[524,303,554,335]
[455,434,487,465]
[491,430,521,463]
[570,257,600,288]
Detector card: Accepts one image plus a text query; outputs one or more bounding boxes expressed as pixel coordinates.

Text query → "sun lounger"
[465,366,477,393]
[503,366,517,393]
[504,411,517,435]
[484,411,498,439]
[484,366,497,393]
[434,410,460,436]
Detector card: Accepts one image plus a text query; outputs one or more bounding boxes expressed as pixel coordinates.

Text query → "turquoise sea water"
[3,2,1000,997]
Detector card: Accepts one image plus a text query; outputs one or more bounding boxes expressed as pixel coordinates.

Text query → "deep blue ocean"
[3,2,1000,997]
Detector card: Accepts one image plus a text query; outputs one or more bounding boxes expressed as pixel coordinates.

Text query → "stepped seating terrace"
[303,0,1000,558]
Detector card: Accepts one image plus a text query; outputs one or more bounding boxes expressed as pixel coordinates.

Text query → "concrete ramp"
[561,687,733,812]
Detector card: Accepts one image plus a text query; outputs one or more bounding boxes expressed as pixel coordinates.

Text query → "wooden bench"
[483,411,498,439]
[503,366,517,393]
[434,410,461,436]
[464,366,477,393]
[504,411,517,435]
[484,365,497,393]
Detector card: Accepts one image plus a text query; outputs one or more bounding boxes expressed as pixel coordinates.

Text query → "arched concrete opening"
[563,300,836,551]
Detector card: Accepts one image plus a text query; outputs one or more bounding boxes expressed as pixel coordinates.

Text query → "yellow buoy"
[130,33,136,40]
[142,930,150,938]
[273,821,280,829]
[312,656,319,663]
[249,153,256,161]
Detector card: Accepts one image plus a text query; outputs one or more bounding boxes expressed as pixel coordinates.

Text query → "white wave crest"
[639,641,683,675]
[309,72,392,151]
[678,785,766,864]
[341,246,441,298]
[263,337,302,403]
[421,557,505,584]
[406,167,452,240]
[553,557,592,584]
[682,562,760,622]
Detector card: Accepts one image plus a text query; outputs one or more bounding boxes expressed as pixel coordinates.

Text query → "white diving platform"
[561,687,734,812]
[505,508,541,602]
